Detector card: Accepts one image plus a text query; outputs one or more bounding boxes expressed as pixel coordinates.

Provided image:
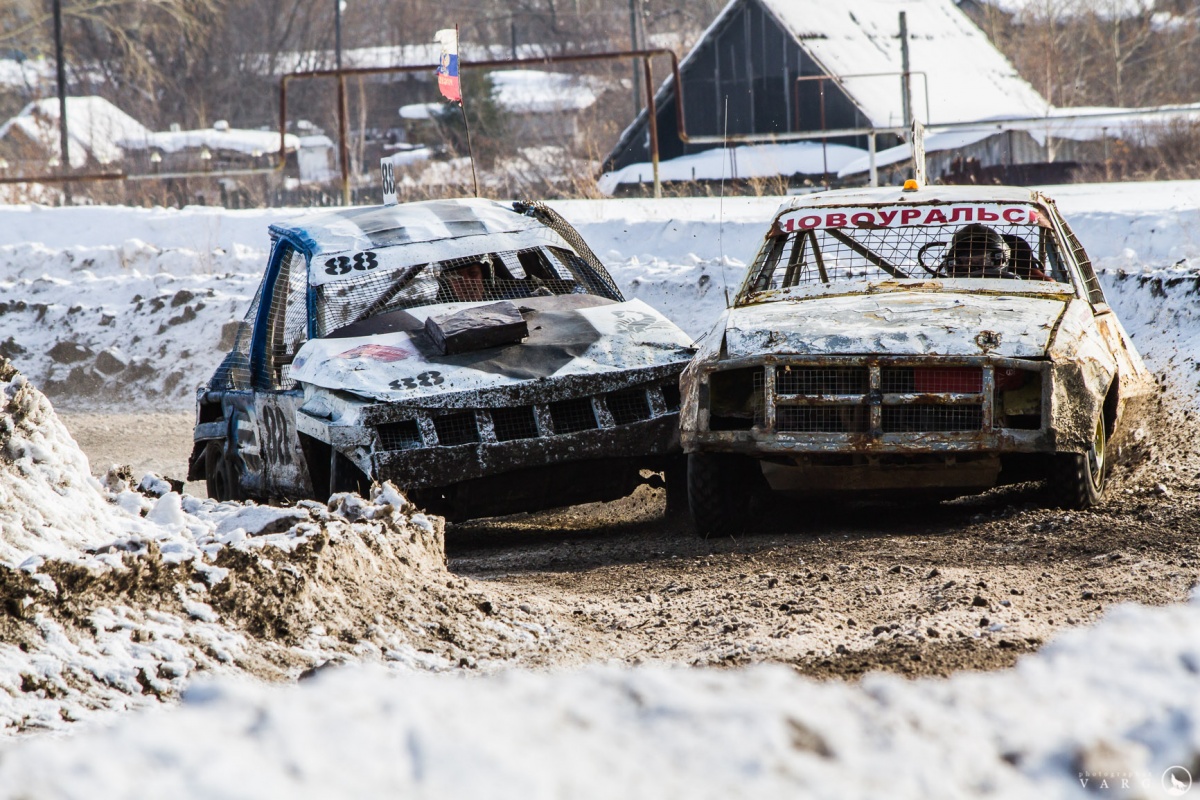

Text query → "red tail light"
[913,367,982,393]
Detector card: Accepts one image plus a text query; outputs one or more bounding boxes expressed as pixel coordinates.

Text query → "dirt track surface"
[59,402,1200,681]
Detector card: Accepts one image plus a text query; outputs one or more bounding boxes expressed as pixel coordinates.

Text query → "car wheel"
[204,441,244,502]
[1049,415,1108,509]
[687,453,756,538]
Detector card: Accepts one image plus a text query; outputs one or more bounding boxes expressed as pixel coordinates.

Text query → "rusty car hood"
[720,290,1069,359]
[289,296,694,403]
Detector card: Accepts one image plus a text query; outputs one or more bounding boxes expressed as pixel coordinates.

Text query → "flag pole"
[455,25,480,198]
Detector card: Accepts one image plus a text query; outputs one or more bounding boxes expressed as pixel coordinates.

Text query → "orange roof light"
[902,179,920,191]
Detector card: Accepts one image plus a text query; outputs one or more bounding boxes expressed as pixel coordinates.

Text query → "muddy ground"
[56,401,1200,681]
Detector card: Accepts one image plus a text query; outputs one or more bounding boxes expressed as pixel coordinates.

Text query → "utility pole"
[629,0,641,117]
[899,11,913,130]
[52,0,71,203]
[335,0,351,205]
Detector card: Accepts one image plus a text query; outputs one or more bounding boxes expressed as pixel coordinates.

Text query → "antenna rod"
[456,24,480,198]
[899,11,913,131]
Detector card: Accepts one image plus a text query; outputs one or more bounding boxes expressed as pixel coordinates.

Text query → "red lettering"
[877,210,898,225]
[900,209,921,224]
[977,208,1000,222]
[947,207,974,223]
[850,212,875,227]
[924,209,948,224]
[825,213,847,227]
[781,217,796,233]
[1002,208,1026,224]
[798,215,821,230]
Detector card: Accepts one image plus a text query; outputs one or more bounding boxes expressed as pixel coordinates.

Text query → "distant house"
[0,96,149,169]
[117,120,308,178]
[602,0,1050,190]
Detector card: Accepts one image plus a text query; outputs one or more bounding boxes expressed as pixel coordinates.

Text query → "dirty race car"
[188,199,694,521]
[680,185,1155,536]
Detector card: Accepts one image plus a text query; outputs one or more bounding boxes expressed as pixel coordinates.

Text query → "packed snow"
[1,181,1200,794]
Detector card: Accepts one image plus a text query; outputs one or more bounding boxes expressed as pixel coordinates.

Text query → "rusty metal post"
[52,0,71,203]
[899,12,913,130]
[337,73,351,205]
[643,57,661,198]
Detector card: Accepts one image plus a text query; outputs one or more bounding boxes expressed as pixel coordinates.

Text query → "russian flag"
[435,28,461,104]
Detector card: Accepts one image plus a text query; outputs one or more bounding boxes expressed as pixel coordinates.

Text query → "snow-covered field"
[2,181,1200,797]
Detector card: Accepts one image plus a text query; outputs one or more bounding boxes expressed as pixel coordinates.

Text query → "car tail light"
[912,367,982,393]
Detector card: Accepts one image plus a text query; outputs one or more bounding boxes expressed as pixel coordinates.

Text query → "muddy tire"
[687,453,756,538]
[204,441,243,502]
[1049,416,1108,509]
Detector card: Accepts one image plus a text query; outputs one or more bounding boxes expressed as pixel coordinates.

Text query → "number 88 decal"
[324,250,379,275]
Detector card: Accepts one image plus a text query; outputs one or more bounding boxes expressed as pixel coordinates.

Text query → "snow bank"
[2,181,1200,407]
[3,596,1200,798]
[0,362,572,735]
[0,360,121,568]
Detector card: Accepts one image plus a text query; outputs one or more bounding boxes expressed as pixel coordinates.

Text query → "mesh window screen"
[1058,219,1107,305]
[261,246,309,389]
[314,246,617,337]
[208,283,263,391]
[743,221,1072,297]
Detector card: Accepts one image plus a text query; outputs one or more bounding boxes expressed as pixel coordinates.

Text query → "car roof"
[774,185,1044,216]
[268,198,577,287]
[268,198,546,257]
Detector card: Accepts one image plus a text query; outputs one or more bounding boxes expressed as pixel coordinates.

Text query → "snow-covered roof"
[119,126,300,156]
[0,96,149,168]
[837,104,1200,176]
[247,43,551,77]
[758,0,1049,127]
[598,141,866,194]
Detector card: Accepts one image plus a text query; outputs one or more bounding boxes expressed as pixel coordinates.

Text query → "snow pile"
[3,596,1200,797]
[2,182,1200,406]
[0,362,575,734]
[0,359,122,569]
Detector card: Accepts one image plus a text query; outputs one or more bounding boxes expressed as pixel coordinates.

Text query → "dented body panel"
[680,185,1155,497]
[190,198,694,518]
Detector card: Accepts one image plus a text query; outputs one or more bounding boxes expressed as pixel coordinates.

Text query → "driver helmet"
[945,224,1010,277]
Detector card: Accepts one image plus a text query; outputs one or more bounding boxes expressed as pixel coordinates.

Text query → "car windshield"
[313,245,618,337]
[739,202,1073,304]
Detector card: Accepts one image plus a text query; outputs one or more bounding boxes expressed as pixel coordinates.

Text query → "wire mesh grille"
[743,220,1071,298]
[314,246,618,337]
[605,388,652,425]
[881,367,983,394]
[433,412,480,446]
[490,406,540,441]
[549,398,597,434]
[882,405,983,433]
[778,406,869,433]
[377,420,423,450]
[777,366,868,395]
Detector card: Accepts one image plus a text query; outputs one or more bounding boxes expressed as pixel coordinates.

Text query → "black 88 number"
[324,250,379,275]
[381,162,396,196]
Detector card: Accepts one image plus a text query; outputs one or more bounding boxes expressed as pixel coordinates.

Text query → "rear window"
[740,202,1073,304]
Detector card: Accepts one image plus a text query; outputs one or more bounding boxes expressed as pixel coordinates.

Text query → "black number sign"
[324,250,379,276]
[389,371,445,391]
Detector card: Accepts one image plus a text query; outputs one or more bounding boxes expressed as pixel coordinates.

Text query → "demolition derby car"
[188,198,694,520]
[680,184,1155,536]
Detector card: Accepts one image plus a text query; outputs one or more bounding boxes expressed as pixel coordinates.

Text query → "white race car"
[680,185,1155,536]
[189,198,694,520]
